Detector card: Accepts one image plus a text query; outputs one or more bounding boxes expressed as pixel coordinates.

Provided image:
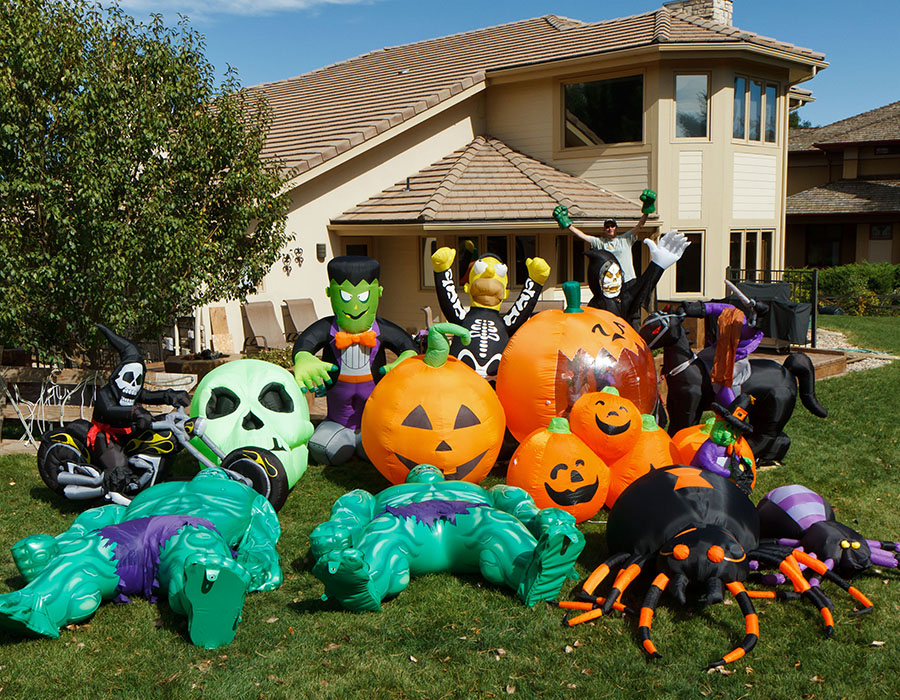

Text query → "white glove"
[644,230,690,270]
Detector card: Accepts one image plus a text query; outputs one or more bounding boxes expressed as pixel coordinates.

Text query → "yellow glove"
[431,246,456,273]
[526,257,550,285]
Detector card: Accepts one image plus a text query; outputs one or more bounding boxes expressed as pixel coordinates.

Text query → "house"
[198,0,826,352]
[786,101,900,268]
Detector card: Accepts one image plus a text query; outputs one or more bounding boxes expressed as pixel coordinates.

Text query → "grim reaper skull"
[112,361,144,406]
[190,359,314,487]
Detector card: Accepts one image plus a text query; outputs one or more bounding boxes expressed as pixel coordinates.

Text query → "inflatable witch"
[293,256,417,465]
[431,247,549,381]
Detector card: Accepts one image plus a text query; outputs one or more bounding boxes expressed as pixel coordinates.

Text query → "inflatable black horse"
[639,310,827,463]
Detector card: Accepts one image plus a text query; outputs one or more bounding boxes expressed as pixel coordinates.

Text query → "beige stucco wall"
[200,96,485,352]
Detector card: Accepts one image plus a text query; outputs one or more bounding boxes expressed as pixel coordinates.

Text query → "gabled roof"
[786,179,900,215]
[789,101,900,153]
[249,9,825,182]
[332,136,647,225]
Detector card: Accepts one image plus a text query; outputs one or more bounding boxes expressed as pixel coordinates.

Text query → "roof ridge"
[420,136,485,220]
[667,9,822,57]
[815,100,900,136]
[653,7,672,43]
[488,137,584,214]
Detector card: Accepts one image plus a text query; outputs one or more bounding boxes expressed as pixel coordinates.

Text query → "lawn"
[0,317,898,699]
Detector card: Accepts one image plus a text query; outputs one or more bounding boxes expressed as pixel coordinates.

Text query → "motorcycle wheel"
[37,426,91,495]
[219,447,289,512]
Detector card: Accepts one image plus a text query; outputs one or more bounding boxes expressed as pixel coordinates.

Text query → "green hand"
[293,351,337,393]
[640,188,657,214]
[552,205,572,229]
[379,349,417,375]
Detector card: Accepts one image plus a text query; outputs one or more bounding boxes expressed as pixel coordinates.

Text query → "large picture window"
[564,74,643,147]
[733,76,778,143]
[675,231,704,294]
[729,229,774,281]
[675,74,709,138]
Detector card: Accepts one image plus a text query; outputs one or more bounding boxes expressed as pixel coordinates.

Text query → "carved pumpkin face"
[507,417,609,523]
[496,305,657,442]
[361,347,505,485]
[569,389,642,463]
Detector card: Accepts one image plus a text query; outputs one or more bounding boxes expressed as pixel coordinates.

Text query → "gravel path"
[815,328,898,374]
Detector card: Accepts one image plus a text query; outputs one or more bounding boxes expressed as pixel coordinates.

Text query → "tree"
[0,0,289,366]
[789,110,814,129]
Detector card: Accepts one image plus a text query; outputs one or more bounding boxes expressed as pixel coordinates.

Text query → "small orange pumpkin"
[569,387,642,463]
[361,324,505,484]
[672,423,756,491]
[606,415,679,508]
[507,417,610,523]
[496,282,658,442]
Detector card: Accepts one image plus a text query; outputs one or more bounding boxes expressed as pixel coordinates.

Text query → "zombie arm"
[488,484,578,540]
[501,257,548,334]
[233,495,283,592]
[309,489,377,560]
[431,247,466,324]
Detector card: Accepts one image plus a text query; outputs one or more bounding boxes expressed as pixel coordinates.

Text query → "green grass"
[0,319,899,698]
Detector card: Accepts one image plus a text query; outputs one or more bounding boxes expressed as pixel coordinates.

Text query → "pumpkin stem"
[425,323,470,367]
[547,417,571,434]
[561,281,583,313]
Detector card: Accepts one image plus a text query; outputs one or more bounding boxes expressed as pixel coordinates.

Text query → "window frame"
[559,70,646,153]
[674,230,705,296]
[729,229,775,281]
[732,75,780,145]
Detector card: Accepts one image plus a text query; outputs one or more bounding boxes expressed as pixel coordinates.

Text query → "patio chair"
[283,298,318,342]
[241,301,290,353]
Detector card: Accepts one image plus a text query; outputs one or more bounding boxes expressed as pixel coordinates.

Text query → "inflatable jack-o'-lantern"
[496,282,657,442]
[672,422,756,492]
[605,414,679,508]
[362,323,505,484]
[569,387,642,463]
[507,417,610,523]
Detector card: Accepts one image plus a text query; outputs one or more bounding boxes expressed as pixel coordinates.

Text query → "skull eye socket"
[123,371,134,383]
[401,405,432,429]
[206,387,240,419]
[453,405,481,429]
[258,382,294,413]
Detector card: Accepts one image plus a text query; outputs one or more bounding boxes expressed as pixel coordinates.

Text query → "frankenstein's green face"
[327,278,382,333]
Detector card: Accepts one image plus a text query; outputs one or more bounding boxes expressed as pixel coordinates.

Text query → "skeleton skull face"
[600,260,623,298]
[112,361,145,406]
[190,359,314,487]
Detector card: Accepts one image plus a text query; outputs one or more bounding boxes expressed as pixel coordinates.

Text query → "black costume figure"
[584,248,665,328]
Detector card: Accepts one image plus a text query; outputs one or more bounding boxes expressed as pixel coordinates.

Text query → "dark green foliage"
[0,0,289,366]
[818,262,899,297]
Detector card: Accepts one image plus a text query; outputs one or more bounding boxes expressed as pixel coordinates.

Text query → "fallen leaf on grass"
[564,645,574,654]
[324,643,339,652]
[707,666,735,676]
[408,655,418,663]
[505,685,515,694]
[871,641,885,647]
[266,617,279,624]
[810,675,825,683]
[566,683,576,689]
[194,660,212,673]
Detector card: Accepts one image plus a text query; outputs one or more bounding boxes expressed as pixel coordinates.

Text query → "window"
[514,235,536,287]
[555,235,569,283]
[733,76,778,143]
[564,74,643,147]
[675,75,708,138]
[729,229,774,281]
[421,237,437,288]
[675,231,704,294]
[871,224,892,240]
[345,242,369,257]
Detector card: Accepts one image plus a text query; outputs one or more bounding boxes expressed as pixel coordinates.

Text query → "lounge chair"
[241,301,290,353]
[283,298,318,342]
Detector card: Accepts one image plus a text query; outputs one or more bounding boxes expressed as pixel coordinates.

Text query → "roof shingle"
[333,136,648,224]
[789,101,900,152]
[786,179,900,215]
[247,10,824,181]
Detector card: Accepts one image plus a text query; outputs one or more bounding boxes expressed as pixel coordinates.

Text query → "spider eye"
[840,540,850,549]
[673,544,690,561]
[851,541,861,550]
[706,546,725,563]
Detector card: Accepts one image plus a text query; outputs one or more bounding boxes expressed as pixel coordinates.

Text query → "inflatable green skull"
[190,359,313,487]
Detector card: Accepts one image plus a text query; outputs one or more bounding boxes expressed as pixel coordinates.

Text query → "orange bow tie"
[335,330,377,350]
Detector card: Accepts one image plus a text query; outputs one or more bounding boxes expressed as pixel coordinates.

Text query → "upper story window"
[563,74,643,147]
[733,77,778,143]
[675,74,709,138]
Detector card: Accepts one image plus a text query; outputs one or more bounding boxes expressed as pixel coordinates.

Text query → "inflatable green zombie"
[310,464,585,611]
[0,468,281,649]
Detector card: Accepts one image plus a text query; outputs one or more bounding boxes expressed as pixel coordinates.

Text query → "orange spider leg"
[600,556,648,614]
[637,573,669,659]
[708,581,759,669]
[791,549,874,612]
[558,598,631,614]
[779,554,835,636]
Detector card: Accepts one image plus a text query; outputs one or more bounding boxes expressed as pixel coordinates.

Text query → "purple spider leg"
[867,544,900,569]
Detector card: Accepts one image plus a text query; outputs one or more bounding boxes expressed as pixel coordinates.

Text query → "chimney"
[663,0,733,26]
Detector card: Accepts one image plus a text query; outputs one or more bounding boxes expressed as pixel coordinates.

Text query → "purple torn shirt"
[380,500,487,528]
[97,516,220,603]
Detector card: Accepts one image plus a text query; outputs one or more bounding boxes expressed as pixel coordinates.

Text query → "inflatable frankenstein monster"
[293,256,417,466]
[0,468,281,649]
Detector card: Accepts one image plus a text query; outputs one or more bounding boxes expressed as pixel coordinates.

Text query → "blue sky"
[120,0,899,127]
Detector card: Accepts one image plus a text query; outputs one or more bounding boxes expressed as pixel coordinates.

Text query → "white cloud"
[118,0,372,19]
